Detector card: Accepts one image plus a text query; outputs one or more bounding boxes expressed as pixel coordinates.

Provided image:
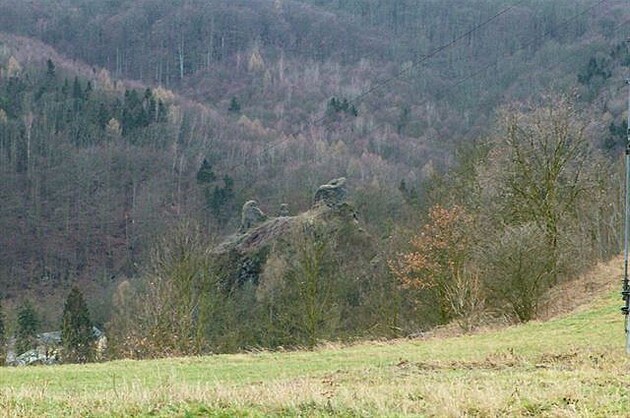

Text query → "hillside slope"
[1,0,629,320]
[1,257,627,417]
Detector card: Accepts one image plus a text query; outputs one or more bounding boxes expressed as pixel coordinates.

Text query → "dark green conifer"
[46,59,56,79]
[228,96,241,113]
[196,158,216,184]
[72,76,83,100]
[61,287,95,363]
[16,301,39,355]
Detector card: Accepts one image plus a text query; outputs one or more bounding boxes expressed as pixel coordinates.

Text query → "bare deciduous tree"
[493,95,590,282]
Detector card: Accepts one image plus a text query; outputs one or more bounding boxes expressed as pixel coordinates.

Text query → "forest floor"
[1,257,629,417]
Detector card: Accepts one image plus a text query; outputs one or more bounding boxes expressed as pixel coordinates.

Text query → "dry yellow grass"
[539,255,622,320]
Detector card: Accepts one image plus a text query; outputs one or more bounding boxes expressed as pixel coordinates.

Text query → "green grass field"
[2,261,630,417]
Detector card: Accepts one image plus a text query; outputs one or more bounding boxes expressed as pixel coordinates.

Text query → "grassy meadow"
[1,259,629,417]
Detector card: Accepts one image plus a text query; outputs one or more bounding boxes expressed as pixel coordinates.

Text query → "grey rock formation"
[313,177,347,208]
[240,200,267,232]
[278,203,290,217]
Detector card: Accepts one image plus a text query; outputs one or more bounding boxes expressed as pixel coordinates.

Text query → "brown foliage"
[390,205,483,324]
[390,205,472,290]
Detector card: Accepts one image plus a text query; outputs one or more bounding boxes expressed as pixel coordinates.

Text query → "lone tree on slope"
[61,286,95,363]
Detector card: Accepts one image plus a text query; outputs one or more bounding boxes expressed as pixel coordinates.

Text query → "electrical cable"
[0,0,528,217]
[223,0,529,173]
[0,2,627,222]
[271,1,627,187]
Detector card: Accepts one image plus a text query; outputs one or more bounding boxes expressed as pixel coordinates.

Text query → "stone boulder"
[240,200,267,232]
[313,177,347,208]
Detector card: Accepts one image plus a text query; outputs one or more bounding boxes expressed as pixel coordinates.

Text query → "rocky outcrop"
[218,179,355,255]
[212,178,370,290]
[240,200,267,232]
[313,177,347,208]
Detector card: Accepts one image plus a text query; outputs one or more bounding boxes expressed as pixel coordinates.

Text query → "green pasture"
[1,289,628,417]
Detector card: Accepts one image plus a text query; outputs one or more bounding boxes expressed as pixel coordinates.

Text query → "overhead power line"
[226,0,623,176]
[246,0,624,203]
[225,0,528,172]
[362,0,615,141]
[2,1,626,220]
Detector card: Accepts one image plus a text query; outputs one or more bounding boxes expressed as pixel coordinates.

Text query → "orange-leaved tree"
[390,204,483,326]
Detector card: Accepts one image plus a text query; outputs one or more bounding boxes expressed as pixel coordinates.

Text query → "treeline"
[0,56,183,309]
[0,1,628,358]
[1,58,168,151]
[0,92,623,361]
[0,45,423,318]
[103,96,627,357]
[101,95,621,359]
[0,0,625,141]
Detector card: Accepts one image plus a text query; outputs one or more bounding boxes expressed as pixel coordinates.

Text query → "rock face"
[313,177,347,208]
[214,178,369,290]
[240,200,267,232]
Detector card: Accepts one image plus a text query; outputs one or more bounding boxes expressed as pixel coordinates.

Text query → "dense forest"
[0,0,629,360]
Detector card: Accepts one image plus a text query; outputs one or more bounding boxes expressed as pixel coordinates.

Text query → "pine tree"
[61,287,95,363]
[72,76,83,100]
[45,59,56,80]
[196,158,216,184]
[228,96,241,113]
[209,175,235,224]
[16,301,39,355]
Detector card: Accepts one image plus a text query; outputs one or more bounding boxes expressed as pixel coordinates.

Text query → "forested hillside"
[0,0,629,357]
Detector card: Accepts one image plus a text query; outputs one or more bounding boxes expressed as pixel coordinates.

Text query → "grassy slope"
[1,259,629,417]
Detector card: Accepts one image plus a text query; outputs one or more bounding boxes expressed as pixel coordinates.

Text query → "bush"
[483,223,553,322]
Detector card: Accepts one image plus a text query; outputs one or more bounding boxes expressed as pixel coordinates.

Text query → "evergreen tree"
[196,158,216,184]
[209,175,235,224]
[121,89,149,135]
[61,287,95,363]
[326,96,357,117]
[16,301,39,355]
[72,76,83,100]
[61,78,70,97]
[228,96,241,113]
[45,59,56,80]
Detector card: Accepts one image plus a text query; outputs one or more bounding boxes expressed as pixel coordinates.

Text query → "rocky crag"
[213,178,377,289]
